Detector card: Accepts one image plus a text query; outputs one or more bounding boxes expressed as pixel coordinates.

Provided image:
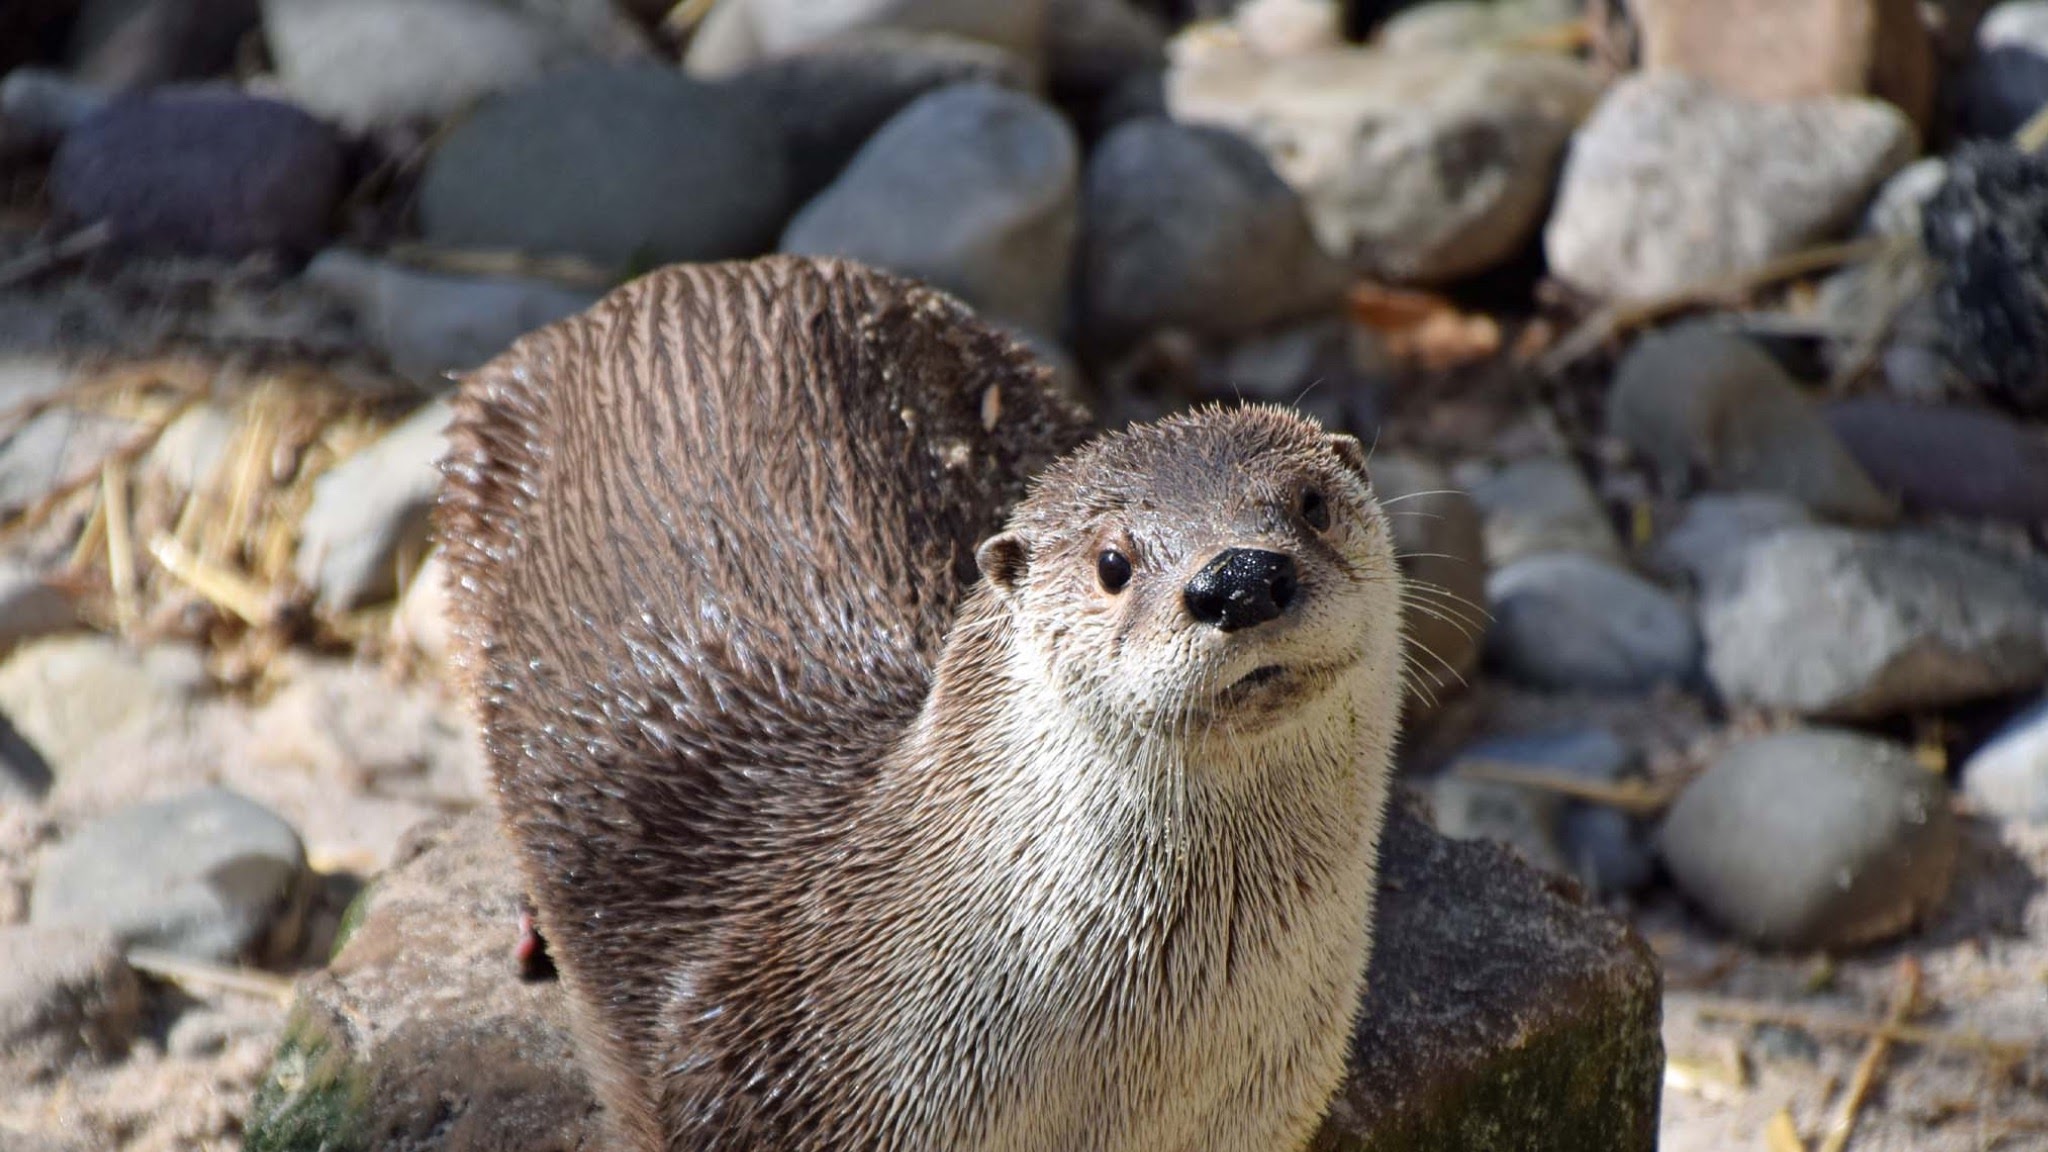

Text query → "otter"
[438,257,1404,1151]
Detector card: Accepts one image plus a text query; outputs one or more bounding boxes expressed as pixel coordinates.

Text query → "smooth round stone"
[419,66,794,269]
[30,787,311,964]
[1963,697,2048,824]
[1647,492,1811,587]
[1485,552,1700,694]
[1657,730,1957,950]
[1469,454,1623,567]
[1824,397,2048,523]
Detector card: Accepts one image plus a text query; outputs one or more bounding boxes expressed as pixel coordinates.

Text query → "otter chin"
[440,257,1404,1152]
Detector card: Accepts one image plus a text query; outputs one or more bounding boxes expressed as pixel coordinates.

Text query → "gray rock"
[68,0,259,89]
[1608,322,1896,524]
[0,636,209,788]
[0,68,112,154]
[782,83,1077,337]
[31,787,311,964]
[1486,552,1700,694]
[1076,117,1347,351]
[1468,454,1623,567]
[1703,526,2048,719]
[262,0,649,132]
[1960,1,2048,138]
[683,0,1052,81]
[1373,453,1487,711]
[420,66,792,269]
[1546,76,1916,301]
[0,926,142,1078]
[1427,773,1565,874]
[1963,696,2048,824]
[1169,44,1601,283]
[294,399,450,612]
[1658,729,1957,949]
[1044,0,1165,96]
[1647,492,1812,587]
[51,88,343,259]
[303,249,600,386]
[724,31,1033,204]
[0,406,140,520]
[250,803,1662,1152]
[1207,317,1388,431]
[142,402,235,492]
[1448,727,1654,897]
[1824,397,2048,523]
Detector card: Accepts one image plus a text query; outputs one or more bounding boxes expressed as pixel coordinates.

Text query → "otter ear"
[976,531,1030,598]
[1325,432,1371,485]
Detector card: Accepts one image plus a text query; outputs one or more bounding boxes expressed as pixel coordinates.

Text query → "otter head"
[974,405,1401,747]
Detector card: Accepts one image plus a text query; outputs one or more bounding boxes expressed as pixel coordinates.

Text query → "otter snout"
[1184,548,1298,632]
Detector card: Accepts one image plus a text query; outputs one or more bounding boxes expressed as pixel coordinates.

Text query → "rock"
[1374,454,1487,711]
[0,68,113,154]
[1647,492,1812,587]
[1444,727,1654,897]
[1205,317,1388,431]
[142,401,235,492]
[251,802,1662,1152]
[1376,0,1583,53]
[1657,729,1956,949]
[1702,526,2048,719]
[1823,397,2048,523]
[1960,1,2048,138]
[1918,143,2048,418]
[1044,0,1166,100]
[0,406,140,520]
[419,66,791,270]
[1545,76,1916,302]
[781,83,1077,337]
[0,926,143,1078]
[1468,454,1623,567]
[0,636,209,790]
[683,0,1052,80]
[1168,41,1601,283]
[1963,697,2048,823]
[1608,322,1896,524]
[1630,0,1934,132]
[51,88,343,260]
[1231,0,1343,58]
[31,787,312,964]
[1486,552,1700,695]
[0,558,76,655]
[68,0,261,89]
[303,249,600,386]
[1076,117,1347,352]
[724,31,1033,204]
[261,0,649,132]
[1427,773,1565,874]
[294,399,450,613]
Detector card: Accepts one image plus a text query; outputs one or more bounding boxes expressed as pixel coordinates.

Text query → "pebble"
[1468,454,1623,567]
[1657,729,1957,949]
[1076,117,1347,352]
[420,66,793,270]
[1963,696,2048,824]
[1702,525,2048,719]
[294,398,450,613]
[724,31,1032,204]
[51,88,344,259]
[685,0,1052,80]
[0,636,209,788]
[1485,552,1700,695]
[1545,76,1915,301]
[0,926,142,1078]
[1647,492,1812,587]
[0,406,140,520]
[1044,0,1166,101]
[1608,322,1896,524]
[303,249,600,386]
[1629,0,1934,131]
[32,787,311,964]
[1960,1,2048,138]
[1168,40,1601,283]
[1919,143,2048,418]
[69,0,260,89]
[262,0,649,132]
[1824,397,2048,523]
[782,83,1078,338]
[1372,453,1487,710]
[1447,727,1655,897]
[142,402,236,493]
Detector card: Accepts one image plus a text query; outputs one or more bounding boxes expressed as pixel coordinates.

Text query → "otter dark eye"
[1301,488,1330,532]
[1097,549,1132,594]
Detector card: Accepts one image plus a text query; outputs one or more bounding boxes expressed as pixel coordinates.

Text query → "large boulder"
[249,802,1662,1151]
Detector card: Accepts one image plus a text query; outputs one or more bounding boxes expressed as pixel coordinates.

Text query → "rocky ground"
[4,0,2048,1149]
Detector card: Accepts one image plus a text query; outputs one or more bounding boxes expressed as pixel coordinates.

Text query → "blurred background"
[0,0,2045,1148]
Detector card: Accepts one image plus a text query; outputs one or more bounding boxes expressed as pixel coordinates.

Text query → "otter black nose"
[1184,548,1298,632]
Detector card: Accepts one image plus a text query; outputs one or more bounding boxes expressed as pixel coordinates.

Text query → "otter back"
[437,258,1089,1146]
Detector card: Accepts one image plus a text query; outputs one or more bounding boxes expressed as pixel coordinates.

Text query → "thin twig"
[1767,1108,1809,1152]
[1452,757,1682,817]
[149,535,281,627]
[101,461,137,632]
[125,946,295,1005]
[1676,990,2029,1063]
[1817,958,1922,1152]
[0,222,113,290]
